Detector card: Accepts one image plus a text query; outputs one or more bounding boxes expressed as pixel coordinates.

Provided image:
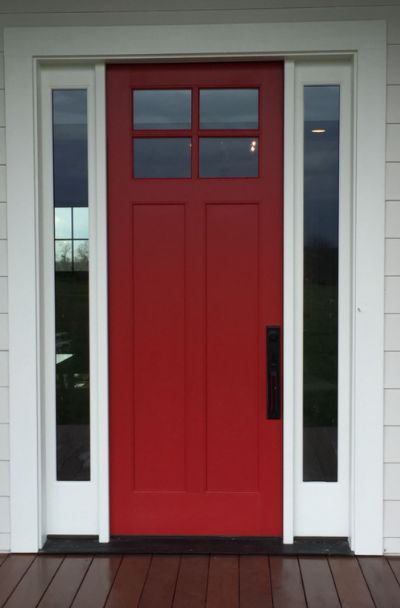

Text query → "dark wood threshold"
[42,535,352,555]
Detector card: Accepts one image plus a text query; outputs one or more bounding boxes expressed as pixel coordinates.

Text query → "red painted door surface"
[107,63,283,535]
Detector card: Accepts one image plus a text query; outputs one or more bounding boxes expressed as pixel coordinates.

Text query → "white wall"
[0,51,8,552]
[0,1,399,552]
[384,41,400,555]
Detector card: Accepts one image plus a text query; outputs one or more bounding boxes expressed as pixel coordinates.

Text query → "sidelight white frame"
[39,66,106,537]
[4,20,386,554]
[292,61,352,537]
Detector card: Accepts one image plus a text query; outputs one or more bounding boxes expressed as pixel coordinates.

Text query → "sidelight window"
[302,85,340,482]
[52,89,90,481]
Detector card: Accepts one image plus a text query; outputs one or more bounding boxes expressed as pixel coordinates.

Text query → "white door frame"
[4,20,386,554]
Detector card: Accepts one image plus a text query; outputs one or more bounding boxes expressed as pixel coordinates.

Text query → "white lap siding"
[0,51,8,552]
[384,39,400,554]
[0,1,398,552]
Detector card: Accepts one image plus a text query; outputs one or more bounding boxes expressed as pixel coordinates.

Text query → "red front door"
[107,62,283,535]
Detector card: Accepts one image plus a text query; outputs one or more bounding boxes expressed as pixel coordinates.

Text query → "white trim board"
[4,20,386,554]
[292,61,352,537]
[39,66,106,538]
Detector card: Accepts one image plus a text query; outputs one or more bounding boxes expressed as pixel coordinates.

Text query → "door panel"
[206,203,259,492]
[107,62,283,535]
[133,204,185,491]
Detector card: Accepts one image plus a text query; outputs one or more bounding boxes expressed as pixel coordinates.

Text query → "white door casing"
[4,21,386,553]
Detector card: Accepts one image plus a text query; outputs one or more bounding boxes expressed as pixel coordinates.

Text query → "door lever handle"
[266,326,281,420]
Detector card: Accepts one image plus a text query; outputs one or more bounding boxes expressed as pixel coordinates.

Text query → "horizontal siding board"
[0,352,8,387]
[385,390,400,425]
[0,461,9,496]
[0,277,7,313]
[384,426,400,462]
[0,0,397,13]
[0,204,6,240]
[384,501,400,537]
[0,7,394,40]
[0,388,7,423]
[388,17,400,45]
[0,496,9,533]
[386,164,400,201]
[0,91,4,127]
[0,241,7,276]
[387,124,400,161]
[387,86,400,123]
[0,424,8,460]
[0,314,7,350]
[388,45,400,85]
[386,202,400,238]
[0,129,5,165]
[385,352,400,389]
[385,314,400,351]
[385,277,400,312]
[385,238,400,275]
[0,165,6,202]
[385,464,400,500]
[0,54,3,89]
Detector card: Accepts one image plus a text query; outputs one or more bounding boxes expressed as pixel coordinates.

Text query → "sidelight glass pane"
[73,207,89,239]
[133,90,191,130]
[55,208,72,239]
[134,138,191,178]
[303,85,340,482]
[199,137,258,177]
[53,89,90,481]
[55,240,72,271]
[73,240,89,271]
[53,90,88,207]
[200,89,258,129]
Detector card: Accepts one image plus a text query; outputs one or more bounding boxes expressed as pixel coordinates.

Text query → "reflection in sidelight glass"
[200,89,258,129]
[199,137,258,177]
[53,90,88,206]
[133,90,191,130]
[52,90,90,481]
[303,85,340,482]
[134,138,191,178]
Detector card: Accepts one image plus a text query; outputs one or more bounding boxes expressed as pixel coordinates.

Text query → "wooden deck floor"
[0,554,400,607]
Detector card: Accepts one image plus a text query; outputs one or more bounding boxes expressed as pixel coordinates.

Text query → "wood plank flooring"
[0,554,399,607]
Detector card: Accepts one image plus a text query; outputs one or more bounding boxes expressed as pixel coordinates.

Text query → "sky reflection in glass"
[200,89,258,129]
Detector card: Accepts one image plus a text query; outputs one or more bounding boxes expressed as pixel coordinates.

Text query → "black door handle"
[266,326,281,420]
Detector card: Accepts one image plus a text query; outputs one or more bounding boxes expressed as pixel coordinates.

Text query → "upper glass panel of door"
[133,90,191,130]
[132,88,260,178]
[200,89,258,129]
[132,88,259,131]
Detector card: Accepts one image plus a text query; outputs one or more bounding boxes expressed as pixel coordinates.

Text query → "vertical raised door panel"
[133,204,185,490]
[206,204,259,491]
[107,62,283,535]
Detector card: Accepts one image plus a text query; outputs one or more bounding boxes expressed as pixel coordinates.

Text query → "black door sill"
[42,535,352,555]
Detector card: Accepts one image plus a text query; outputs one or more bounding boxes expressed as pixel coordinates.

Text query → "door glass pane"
[303,85,340,482]
[199,137,258,177]
[134,138,191,178]
[133,90,191,130]
[200,89,258,129]
[52,89,90,481]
